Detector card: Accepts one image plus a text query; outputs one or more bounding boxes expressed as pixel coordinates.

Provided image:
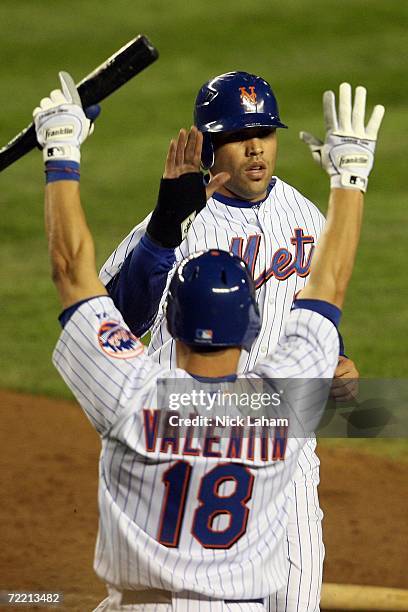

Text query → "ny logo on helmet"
[239,86,257,110]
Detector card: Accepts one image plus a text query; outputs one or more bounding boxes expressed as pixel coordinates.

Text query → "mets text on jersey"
[230,228,314,287]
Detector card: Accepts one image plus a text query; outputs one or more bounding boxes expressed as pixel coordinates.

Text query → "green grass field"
[0,0,407,402]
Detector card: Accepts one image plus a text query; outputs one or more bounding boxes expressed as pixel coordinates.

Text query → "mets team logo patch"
[98,321,144,359]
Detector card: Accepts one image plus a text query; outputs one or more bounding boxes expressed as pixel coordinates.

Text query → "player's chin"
[242,177,270,199]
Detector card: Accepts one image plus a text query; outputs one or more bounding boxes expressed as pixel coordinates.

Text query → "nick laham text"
[168,415,288,427]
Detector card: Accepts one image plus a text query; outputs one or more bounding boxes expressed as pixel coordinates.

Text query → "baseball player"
[33,72,383,611]
[99,72,361,610]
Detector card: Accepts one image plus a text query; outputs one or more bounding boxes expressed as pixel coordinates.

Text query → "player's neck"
[176,342,241,377]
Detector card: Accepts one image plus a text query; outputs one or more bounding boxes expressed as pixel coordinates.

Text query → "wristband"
[292,298,342,327]
[146,173,206,248]
[45,160,80,184]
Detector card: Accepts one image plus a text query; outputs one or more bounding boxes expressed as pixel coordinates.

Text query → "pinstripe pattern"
[99,178,328,610]
[54,297,338,609]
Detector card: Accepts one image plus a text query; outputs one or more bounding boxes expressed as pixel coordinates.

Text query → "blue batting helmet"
[194,71,288,169]
[166,250,261,352]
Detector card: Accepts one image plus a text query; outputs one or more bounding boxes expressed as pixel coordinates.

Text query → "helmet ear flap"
[241,300,261,352]
[201,132,214,170]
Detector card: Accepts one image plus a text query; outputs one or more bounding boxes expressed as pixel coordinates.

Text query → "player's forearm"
[33,72,106,310]
[298,188,363,308]
[46,181,107,309]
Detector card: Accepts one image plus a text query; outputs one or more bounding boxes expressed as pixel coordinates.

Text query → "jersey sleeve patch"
[98,320,144,359]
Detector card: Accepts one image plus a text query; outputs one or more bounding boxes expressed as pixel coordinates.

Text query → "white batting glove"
[33,71,93,163]
[300,83,385,192]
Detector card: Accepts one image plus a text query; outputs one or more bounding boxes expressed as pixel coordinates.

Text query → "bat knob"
[85,104,101,122]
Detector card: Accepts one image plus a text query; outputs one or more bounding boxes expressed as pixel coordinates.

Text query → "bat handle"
[0,124,37,170]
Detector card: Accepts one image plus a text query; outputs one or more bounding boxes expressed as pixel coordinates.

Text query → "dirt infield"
[0,390,406,611]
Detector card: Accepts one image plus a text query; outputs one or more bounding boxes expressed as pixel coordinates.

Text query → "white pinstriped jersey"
[53,296,339,597]
[100,177,325,372]
[99,177,328,610]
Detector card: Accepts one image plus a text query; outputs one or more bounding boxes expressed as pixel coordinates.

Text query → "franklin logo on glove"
[339,154,369,167]
[45,126,75,140]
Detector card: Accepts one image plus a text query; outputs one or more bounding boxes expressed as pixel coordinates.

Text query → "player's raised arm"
[33,72,106,309]
[298,83,384,308]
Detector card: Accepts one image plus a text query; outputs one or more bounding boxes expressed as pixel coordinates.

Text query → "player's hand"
[164,127,229,199]
[330,356,359,402]
[300,83,385,192]
[147,128,229,248]
[33,71,96,163]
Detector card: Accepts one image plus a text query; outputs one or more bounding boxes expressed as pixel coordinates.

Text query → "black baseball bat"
[0,35,159,172]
